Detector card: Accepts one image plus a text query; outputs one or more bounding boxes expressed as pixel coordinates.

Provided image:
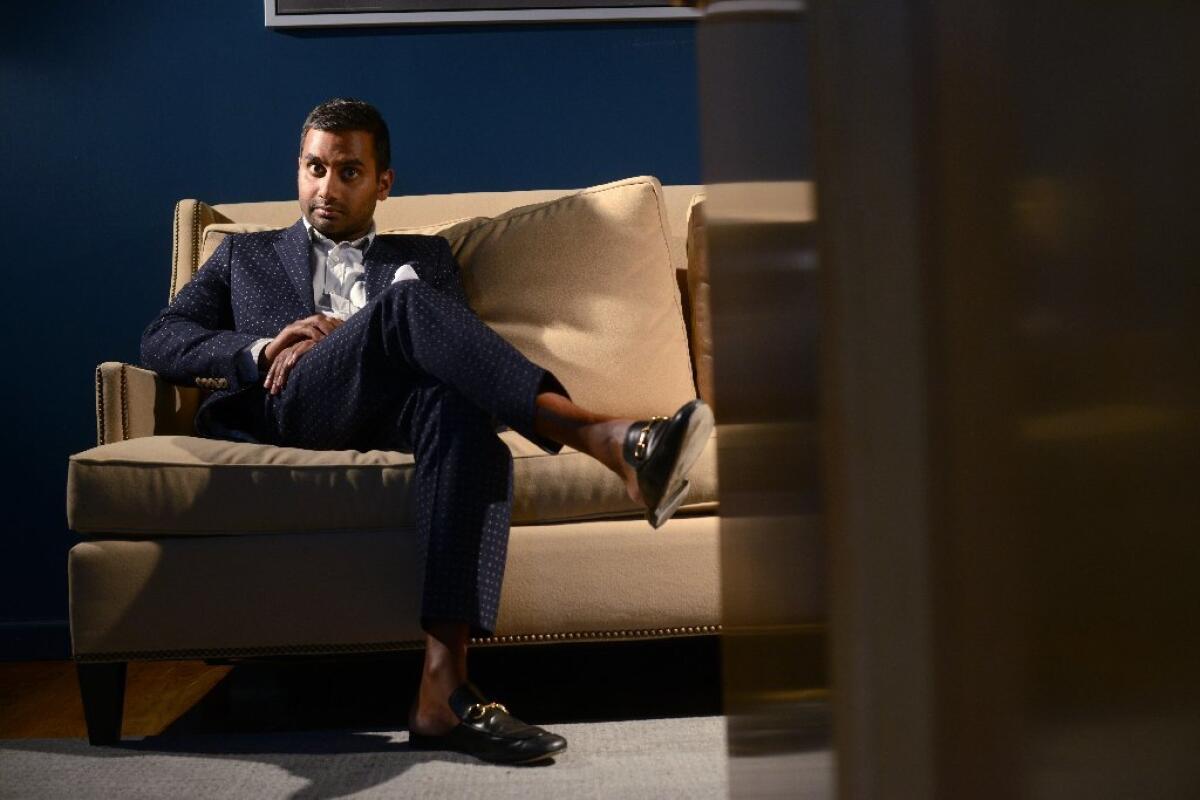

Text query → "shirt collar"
[302,217,376,253]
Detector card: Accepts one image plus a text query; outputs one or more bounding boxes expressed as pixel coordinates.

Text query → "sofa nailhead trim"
[118,364,130,442]
[472,625,723,646]
[190,202,202,293]
[94,364,105,446]
[170,200,182,302]
[72,625,724,663]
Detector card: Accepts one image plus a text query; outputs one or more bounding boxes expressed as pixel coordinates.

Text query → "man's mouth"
[313,206,342,217]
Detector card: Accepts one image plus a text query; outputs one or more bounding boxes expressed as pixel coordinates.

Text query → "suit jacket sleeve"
[140,236,260,390]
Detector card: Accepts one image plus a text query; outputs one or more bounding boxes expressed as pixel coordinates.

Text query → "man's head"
[297,98,394,242]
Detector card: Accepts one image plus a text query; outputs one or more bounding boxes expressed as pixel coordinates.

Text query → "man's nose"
[316,172,339,199]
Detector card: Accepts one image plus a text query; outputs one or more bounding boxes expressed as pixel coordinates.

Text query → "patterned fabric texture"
[141,221,561,636]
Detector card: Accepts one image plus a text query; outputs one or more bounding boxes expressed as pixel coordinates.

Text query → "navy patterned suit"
[141,219,563,637]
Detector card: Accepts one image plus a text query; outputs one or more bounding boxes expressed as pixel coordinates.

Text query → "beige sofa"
[65,176,719,745]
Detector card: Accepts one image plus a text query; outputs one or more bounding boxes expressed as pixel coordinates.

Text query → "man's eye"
[309,164,325,176]
[342,168,360,180]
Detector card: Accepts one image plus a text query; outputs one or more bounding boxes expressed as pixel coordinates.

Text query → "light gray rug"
[0,717,739,800]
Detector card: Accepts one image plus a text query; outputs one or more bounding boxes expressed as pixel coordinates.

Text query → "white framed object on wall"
[264,0,702,26]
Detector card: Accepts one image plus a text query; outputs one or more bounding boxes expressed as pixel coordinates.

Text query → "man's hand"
[263,339,318,395]
[262,314,343,368]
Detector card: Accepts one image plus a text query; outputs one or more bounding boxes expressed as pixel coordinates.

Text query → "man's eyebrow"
[302,153,365,167]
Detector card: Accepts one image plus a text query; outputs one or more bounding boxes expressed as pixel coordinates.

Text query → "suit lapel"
[272,220,317,315]
[365,236,409,301]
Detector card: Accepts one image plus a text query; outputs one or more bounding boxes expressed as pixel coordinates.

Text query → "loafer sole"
[649,481,690,529]
[646,402,714,529]
[408,730,568,765]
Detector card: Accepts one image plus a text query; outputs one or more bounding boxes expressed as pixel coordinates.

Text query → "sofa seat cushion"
[67,431,718,536]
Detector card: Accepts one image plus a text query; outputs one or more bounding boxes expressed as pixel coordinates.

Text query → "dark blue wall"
[0,0,699,657]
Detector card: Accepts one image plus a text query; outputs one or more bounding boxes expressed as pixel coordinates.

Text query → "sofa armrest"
[685,195,715,409]
[172,199,232,301]
[95,362,199,445]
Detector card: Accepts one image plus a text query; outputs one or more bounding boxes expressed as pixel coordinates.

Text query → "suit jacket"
[140,218,470,440]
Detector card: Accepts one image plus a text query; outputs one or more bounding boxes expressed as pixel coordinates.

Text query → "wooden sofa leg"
[76,662,127,745]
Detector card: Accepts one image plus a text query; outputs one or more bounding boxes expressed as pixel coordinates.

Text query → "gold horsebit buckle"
[633,416,669,462]
[466,701,509,720]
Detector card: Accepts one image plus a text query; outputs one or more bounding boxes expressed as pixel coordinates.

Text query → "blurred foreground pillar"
[809,2,1200,799]
[703,1,1200,798]
[697,3,832,798]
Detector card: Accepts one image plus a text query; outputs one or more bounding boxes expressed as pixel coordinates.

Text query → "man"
[141,98,713,765]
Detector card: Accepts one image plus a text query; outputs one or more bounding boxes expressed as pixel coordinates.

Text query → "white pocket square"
[391,262,420,283]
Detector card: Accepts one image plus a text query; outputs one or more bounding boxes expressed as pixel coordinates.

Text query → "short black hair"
[300,98,391,173]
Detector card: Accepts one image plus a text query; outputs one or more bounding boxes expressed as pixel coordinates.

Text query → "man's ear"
[377,168,395,201]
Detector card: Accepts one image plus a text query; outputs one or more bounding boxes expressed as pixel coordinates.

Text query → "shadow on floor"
[162,634,727,736]
[0,729,565,800]
[0,636,828,800]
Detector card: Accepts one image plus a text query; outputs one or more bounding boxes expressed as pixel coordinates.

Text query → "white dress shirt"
[239,219,422,381]
[306,217,373,319]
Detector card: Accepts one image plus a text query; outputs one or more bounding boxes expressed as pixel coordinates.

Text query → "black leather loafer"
[408,683,567,765]
[624,399,715,529]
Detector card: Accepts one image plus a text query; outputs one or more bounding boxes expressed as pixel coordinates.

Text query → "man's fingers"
[299,321,330,341]
[309,317,342,339]
[296,322,321,340]
[278,314,339,348]
[303,313,333,332]
[265,344,290,395]
[267,356,283,395]
[277,354,297,391]
[264,333,319,396]
[273,339,315,393]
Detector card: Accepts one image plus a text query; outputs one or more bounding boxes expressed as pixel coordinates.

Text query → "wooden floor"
[0,637,734,740]
[0,660,231,739]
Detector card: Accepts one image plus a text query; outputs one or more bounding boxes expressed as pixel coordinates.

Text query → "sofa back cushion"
[197,218,478,266]
[448,176,695,417]
[193,176,696,419]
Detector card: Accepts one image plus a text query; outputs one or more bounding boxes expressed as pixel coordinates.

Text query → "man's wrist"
[252,338,274,373]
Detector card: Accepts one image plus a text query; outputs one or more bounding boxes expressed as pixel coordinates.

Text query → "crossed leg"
[256,280,647,741]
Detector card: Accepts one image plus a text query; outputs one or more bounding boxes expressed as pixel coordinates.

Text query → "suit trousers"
[252,280,564,638]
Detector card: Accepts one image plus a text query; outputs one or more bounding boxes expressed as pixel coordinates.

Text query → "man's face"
[298,128,394,242]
